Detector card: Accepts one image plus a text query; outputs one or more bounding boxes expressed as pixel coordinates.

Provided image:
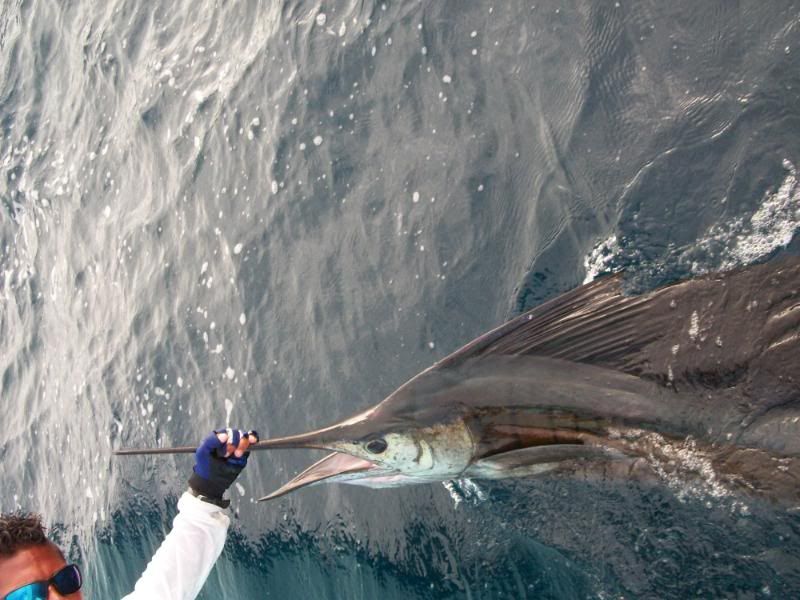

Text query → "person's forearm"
[121,492,229,600]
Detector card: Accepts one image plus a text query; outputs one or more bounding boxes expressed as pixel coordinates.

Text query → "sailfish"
[116,257,800,504]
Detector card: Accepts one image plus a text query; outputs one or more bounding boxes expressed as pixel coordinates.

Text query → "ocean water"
[1,0,800,598]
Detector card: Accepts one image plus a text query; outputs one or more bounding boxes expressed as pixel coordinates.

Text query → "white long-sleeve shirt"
[121,492,230,600]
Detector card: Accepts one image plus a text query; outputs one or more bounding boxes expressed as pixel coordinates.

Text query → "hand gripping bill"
[188,428,259,508]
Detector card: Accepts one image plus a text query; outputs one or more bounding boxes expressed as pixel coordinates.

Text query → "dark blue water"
[2,0,799,597]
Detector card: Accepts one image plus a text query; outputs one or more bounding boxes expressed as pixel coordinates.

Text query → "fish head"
[326,420,475,478]
[256,404,476,500]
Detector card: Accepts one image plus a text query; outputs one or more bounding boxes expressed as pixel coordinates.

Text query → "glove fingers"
[213,428,248,457]
[233,432,251,457]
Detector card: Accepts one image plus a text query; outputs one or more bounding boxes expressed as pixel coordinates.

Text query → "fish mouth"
[258,452,388,501]
[253,412,398,500]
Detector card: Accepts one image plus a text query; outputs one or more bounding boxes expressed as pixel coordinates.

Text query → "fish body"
[254,257,800,501]
[115,257,800,503]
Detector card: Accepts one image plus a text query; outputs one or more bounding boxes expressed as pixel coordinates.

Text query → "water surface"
[1,0,799,597]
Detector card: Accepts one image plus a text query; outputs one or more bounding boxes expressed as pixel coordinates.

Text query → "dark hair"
[0,513,49,556]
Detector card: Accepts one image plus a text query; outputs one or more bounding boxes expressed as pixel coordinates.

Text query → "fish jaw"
[258,452,390,501]
[342,473,439,488]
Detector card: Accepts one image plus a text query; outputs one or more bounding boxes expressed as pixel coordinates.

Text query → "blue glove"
[188,428,259,507]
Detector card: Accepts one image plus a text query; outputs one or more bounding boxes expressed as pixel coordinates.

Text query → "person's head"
[0,513,83,599]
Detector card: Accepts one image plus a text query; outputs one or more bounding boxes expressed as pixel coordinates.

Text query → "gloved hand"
[188,428,259,508]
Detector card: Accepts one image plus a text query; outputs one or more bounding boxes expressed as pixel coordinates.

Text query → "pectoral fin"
[465,444,622,479]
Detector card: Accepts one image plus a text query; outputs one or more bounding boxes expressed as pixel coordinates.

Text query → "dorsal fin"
[431,257,800,392]
[433,271,660,374]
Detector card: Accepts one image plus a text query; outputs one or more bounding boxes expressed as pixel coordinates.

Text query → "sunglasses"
[3,564,82,600]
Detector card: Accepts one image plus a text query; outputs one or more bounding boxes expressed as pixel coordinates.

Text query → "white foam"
[225,367,235,380]
[442,478,487,508]
[696,160,799,272]
[442,481,463,507]
[584,163,797,281]
[634,433,732,502]
[458,478,487,502]
[583,234,621,283]
[728,160,799,265]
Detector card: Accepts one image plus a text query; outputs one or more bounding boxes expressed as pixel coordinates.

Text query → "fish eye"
[365,438,388,454]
